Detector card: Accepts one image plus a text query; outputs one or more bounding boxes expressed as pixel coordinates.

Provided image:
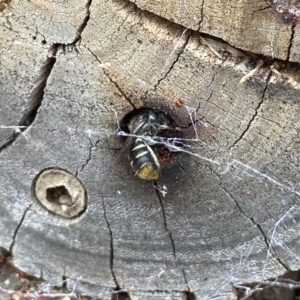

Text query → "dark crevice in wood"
[204,90,214,105]
[186,290,197,300]
[178,114,215,131]
[177,161,186,173]
[105,147,122,151]
[196,100,222,131]
[112,290,131,300]
[154,181,176,257]
[151,29,194,92]
[115,2,136,35]
[119,0,300,73]
[254,221,289,270]
[121,289,194,295]
[279,269,300,282]
[252,4,272,18]
[199,0,204,28]
[62,274,67,289]
[0,44,58,152]
[83,46,136,109]
[207,164,291,271]
[180,263,192,294]
[101,199,120,289]
[286,22,296,62]
[9,204,32,254]
[117,0,197,93]
[115,0,246,60]
[154,181,192,292]
[228,71,272,150]
[73,0,92,44]
[207,63,223,88]
[57,274,81,295]
[75,139,93,176]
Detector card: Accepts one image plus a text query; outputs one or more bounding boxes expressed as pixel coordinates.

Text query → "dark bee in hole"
[117,108,182,180]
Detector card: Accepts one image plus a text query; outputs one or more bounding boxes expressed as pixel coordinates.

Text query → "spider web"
[1,23,299,300]
[1,72,298,300]
[68,103,300,299]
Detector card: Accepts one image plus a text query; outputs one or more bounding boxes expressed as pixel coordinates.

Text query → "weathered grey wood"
[1,0,300,299]
[121,0,297,62]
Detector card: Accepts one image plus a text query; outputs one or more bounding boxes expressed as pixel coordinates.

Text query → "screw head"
[33,168,87,218]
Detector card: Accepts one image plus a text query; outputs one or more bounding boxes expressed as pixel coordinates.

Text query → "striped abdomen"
[129,138,160,180]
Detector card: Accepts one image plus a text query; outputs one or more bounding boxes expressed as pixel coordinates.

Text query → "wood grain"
[1,0,300,299]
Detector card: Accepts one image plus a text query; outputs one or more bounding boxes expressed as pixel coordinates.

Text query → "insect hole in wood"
[117,108,183,180]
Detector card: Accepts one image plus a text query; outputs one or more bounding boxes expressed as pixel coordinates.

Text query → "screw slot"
[46,186,73,205]
[33,168,87,218]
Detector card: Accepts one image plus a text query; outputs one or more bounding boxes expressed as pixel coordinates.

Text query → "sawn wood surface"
[0,0,300,299]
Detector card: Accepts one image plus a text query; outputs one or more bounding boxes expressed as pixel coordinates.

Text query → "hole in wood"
[186,291,196,300]
[112,290,131,300]
[117,107,183,180]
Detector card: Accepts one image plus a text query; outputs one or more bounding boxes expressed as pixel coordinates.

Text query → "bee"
[117,108,180,180]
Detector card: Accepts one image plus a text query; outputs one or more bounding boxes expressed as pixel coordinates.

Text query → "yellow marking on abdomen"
[134,151,149,159]
[131,143,147,151]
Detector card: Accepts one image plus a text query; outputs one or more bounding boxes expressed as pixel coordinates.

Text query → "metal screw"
[33,168,87,218]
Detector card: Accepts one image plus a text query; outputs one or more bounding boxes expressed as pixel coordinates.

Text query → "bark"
[0,0,300,299]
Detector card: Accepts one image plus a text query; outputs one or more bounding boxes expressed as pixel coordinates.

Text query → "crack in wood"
[114,0,206,93]
[251,4,272,20]
[185,290,197,300]
[253,221,289,270]
[117,0,242,58]
[151,29,193,92]
[83,46,136,109]
[9,204,32,254]
[207,68,220,89]
[75,139,93,176]
[177,161,186,173]
[73,0,92,44]
[199,0,204,27]
[154,181,176,257]
[62,273,67,289]
[113,0,300,84]
[228,71,272,150]
[126,288,193,294]
[101,199,120,289]
[0,44,58,152]
[154,181,191,292]
[286,22,296,62]
[180,263,192,294]
[0,0,93,153]
[112,289,131,300]
[90,0,300,115]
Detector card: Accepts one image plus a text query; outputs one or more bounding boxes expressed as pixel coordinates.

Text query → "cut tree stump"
[1,0,300,299]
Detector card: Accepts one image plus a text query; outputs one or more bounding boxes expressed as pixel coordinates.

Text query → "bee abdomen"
[129,138,160,180]
[129,139,152,171]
